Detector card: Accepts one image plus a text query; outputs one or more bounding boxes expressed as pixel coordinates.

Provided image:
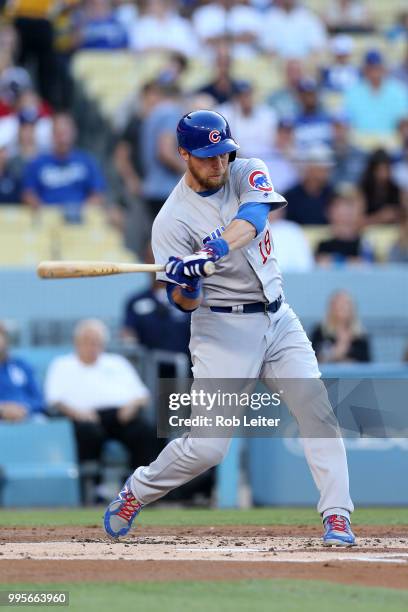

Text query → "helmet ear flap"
[229,151,237,162]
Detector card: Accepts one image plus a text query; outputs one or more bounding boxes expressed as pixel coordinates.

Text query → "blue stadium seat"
[0,419,80,507]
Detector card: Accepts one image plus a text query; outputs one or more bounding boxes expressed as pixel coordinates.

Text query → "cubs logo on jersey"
[203,225,225,244]
[209,129,221,143]
[248,170,273,192]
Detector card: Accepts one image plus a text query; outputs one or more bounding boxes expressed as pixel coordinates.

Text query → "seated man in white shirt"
[260,0,327,58]
[45,319,158,480]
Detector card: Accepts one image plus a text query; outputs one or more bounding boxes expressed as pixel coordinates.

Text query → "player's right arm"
[169,284,202,311]
[152,213,204,312]
[165,257,203,312]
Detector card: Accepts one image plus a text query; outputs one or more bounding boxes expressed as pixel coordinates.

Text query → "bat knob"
[203,261,216,277]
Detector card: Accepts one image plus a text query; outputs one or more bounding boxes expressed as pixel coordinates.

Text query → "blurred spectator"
[267,58,303,121]
[0,37,32,117]
[192,0,260,58]
[185,92,216,113]
[344,50,408,138]
[268,207,314,271]
[0,132,21,203]
[359,149,402,225]
[330,113,366,185]
[0,323,44,421]
[315,188,374,265]
[387,10,408,43]
[217,80,277,158]
[388,208,408,263]
[130,0,197,56]
[250,0,272,8]
[74,0,129,50]
[192,2,228,53]
[260,0,327,59]
[0,23,19,61]
[293,77,333,149]
[311,291,371,363]
[0,87,53,154]
[324,0,374,34]
[6,0,57,105]
[284,144,334,225]
[392,42,408,91]
[52,1,80,110]
[11,111,40,161]
[198,44,241,105]
[392,117,408,193]
[122,246,191,355]
[14,89,53,151]
[44,319,158,476]
[114,80,164,253]
[7,107,43,190]
[263,118,299,193]
[22,113,106,219]
[114,81,162,201]
[140,84,184,221]
[157,51,189,87]
[320,35,359,92]
[113,0,139,40]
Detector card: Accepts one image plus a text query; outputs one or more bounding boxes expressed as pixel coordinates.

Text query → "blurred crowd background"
[1,0,408,508]
[0,0,407,261]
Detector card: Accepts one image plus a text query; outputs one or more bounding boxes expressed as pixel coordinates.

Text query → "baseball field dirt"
[0,508,407,611]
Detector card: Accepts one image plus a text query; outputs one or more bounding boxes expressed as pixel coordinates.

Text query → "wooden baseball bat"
[37,260,216,279]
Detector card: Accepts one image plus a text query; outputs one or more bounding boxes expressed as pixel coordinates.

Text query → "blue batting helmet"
[177,110,239,161]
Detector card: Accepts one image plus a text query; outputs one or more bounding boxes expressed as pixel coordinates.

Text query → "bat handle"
[203,261,216,277]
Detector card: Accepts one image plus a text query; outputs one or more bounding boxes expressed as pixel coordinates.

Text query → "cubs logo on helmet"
[248,170,273,192]
[209,129,221,143]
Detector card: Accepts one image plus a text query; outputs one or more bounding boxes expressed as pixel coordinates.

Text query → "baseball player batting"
[104,110,355,546]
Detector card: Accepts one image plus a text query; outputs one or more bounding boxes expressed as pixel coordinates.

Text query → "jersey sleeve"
[236,158,288,211]
[151,213,193,283]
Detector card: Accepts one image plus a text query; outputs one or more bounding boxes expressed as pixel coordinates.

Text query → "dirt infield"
[1,525,407,589]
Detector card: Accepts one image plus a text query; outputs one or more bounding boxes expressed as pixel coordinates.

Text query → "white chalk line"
[1,542,408,564]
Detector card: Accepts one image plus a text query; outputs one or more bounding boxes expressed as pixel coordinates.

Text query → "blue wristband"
[203,238,229,260]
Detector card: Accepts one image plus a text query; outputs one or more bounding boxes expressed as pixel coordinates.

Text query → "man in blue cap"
[344,49,408,138]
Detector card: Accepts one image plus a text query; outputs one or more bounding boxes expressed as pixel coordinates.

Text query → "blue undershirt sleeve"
[233,202,272,236]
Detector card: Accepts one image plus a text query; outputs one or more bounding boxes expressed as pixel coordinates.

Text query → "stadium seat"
[0,206,35,230]
[350,131,400,152]
[303,226,332,252]
[57,224,135,261]
[363,225,398,261]
[0,419,80,507]
[0,230,53,266]
[71,50,171,121]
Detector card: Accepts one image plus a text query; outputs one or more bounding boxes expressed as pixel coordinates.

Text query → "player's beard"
[188,161,229,191]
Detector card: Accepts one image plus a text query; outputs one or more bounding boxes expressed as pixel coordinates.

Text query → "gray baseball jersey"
[152,157,287,307]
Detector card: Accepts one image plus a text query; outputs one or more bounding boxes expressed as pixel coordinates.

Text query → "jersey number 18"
[258,230,271,265]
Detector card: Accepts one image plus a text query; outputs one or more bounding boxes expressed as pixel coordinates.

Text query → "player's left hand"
[182,238,229,278]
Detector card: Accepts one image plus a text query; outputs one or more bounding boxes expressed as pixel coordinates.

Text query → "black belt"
[210,295,283,314]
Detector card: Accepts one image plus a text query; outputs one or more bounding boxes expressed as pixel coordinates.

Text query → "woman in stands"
[360,148,402,225]
[311,290,371,363]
